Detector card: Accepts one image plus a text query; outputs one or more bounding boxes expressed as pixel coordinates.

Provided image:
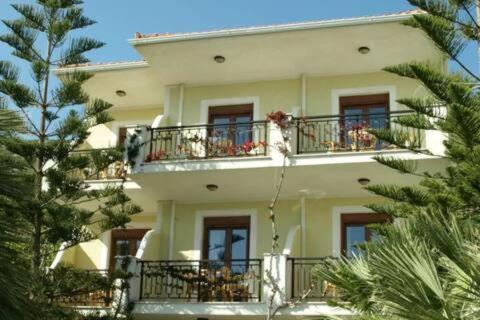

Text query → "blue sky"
[0,0,477,87]
[0,0,419,63]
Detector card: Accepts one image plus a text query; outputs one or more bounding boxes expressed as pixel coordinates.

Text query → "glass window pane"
[116,240,130,256]
[208,229,226,261]
[231,228,248,274]
[235,116,252,145]
[343,108,363,148]
[345,226,366,257]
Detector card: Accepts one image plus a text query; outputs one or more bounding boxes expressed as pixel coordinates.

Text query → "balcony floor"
[133,301,353,319]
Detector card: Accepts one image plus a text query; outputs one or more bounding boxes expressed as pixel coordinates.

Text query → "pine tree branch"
[17,107,41,136]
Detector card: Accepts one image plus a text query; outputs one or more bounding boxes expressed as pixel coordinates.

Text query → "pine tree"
[0,1,141,318]
[315,1,480,319]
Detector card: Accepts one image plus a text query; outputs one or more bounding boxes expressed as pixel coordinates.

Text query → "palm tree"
[0,107,32,320]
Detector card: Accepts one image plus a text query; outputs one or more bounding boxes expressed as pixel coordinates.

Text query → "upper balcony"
[131,110,436,173]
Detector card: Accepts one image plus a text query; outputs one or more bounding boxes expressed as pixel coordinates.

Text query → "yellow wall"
[305,197,384,257]
[60,196,388,268]
[110,107,162,122]
[84,71,428,143]
[172,201,300,260]
[175,72,424,125]
[171,197,384,260]
[182,78,300,124]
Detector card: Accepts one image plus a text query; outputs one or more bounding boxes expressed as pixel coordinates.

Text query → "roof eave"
[128,12,418,46]
[54,60,149,75]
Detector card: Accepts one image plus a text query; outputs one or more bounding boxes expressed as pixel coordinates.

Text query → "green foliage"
[314,2,480,319]
[0,1,140,319]
[0,109,32,320]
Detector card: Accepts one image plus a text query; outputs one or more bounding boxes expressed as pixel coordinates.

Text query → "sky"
[0,0,478,93]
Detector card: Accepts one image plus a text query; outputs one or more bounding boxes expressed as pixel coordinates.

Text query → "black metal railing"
[145,121,268,161]
[139,259,263,302]
[71,148,124,180]
[295,111,423,154]
[288,257,338,300]
[53,269,114,307]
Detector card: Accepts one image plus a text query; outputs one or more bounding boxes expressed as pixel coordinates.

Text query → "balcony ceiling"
[125,156,448,213]
[56,19,441,109]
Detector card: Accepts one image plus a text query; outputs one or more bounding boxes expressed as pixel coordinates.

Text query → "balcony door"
[341,213,389,257]
[208,104,253,156]
[340,94,389,150]
[110,229,149,269]
[203,216,250,273]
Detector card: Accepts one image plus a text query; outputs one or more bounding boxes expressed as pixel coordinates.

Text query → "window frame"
[202,216,250,263]
[208,104,254,124]
[110,229,150,269]
[339,93,390,116]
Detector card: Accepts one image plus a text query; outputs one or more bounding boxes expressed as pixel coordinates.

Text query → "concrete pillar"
[263,253,289,309]
[113,255,141,310]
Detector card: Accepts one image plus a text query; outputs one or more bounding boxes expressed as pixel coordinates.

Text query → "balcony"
[296,111,422,154]
[145,121,268,161]
[289,257,338,300]
[136,257,337,303]
[58,256,349,318]
[140,111,423,164]
[138,259,263,302]
[52,269,114,308]
[71,148,124,180]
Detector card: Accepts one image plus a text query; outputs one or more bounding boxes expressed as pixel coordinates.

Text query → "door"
[340,94,389,150]
[208,104,254,156]
[341,213,389,257]
[203,216,250,274]
[110,229,149,269]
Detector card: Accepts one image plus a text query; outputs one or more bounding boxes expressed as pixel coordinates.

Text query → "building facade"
[52,10,448,319]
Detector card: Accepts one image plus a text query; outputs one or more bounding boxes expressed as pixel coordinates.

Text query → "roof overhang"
[128,10,421,45]
[54,10,442,109]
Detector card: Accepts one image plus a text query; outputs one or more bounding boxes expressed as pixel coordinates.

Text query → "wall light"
[358,178,371,186]
[116,90,126,97]
[214,55,226,63]
[206,184,218,191]
[358,46,370,54]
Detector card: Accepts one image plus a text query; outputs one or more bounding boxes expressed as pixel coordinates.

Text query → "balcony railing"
[145,121,268,161]
[295,111,423,154]
[288,257,338,300]
[139,259,263,302]
[71,148,124,180]
[53,269,114,308]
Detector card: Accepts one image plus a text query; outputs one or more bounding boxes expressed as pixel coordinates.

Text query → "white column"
[301,74,307,116]
[114,256,141,308]
[263,253,289,309]
[168,201,176,260]
[177,83,185,126]
[300,196,306,257]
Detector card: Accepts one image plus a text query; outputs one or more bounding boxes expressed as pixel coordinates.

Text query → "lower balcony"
[52,269,114,308]
[130,255,348,319]
[138,259,263,303]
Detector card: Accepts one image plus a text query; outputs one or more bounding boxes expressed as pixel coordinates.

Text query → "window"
[203,216,250,272]
[110,229,149,269]
[340,94,389,150]
[341,213,389,257]
[208,104,254,148]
